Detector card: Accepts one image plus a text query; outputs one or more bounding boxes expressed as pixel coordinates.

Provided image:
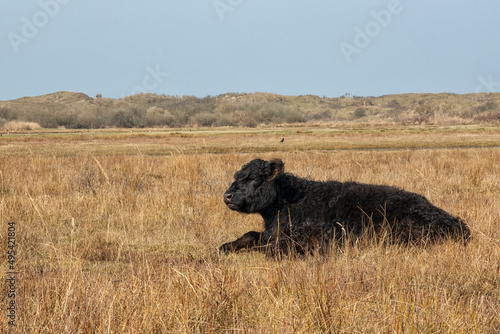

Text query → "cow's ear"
[269,159,284,180]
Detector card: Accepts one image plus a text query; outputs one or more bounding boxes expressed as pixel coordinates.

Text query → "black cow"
[219,158,471,255]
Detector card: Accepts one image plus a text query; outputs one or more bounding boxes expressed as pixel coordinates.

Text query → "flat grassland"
[1,125,499,333]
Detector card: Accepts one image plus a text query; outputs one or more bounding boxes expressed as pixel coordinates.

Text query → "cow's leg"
[219,231,261,253]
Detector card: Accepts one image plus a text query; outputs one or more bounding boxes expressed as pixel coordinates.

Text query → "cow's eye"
[246,174,257,181]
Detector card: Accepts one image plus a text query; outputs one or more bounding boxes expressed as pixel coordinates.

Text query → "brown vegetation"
[0,121,41,131]
[1,91,500,129]
[0,128,499,332]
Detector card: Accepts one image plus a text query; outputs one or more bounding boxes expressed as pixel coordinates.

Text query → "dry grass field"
[1,126,500,333]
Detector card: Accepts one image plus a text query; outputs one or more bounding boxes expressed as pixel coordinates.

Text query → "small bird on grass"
[279,138,284,143]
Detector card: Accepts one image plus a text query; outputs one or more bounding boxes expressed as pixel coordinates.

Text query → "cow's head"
[223,159,284,213]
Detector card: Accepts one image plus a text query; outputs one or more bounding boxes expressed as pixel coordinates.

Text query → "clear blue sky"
[1,0,499,100]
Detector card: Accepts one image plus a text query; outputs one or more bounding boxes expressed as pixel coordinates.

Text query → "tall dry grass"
[0,137,499,332]
[1,121,41,131]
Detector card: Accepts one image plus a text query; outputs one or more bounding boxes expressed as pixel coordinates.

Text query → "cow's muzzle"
[224,192,238,210]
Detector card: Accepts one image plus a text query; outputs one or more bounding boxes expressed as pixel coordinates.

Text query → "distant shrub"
[353,108,367,119]
[385,99,400,109]
[215,102,238,115]
[251,103,305,124]
[415,105,433,115]
[216,114,238,127]
[191,112,217,127]
[146,106,175,127]
[473,111,500,123]
[311,110,332,121]
[112,108,146,128]
[284,110,306,123]
[67,108,110,129]
[472,101,497,114]
[1,121,41,131]
[235,111,258,127]
[387,109,402,119]
[0,107,15,121]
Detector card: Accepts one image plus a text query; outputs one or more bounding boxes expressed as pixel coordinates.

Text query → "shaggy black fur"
[220,158,471,255]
